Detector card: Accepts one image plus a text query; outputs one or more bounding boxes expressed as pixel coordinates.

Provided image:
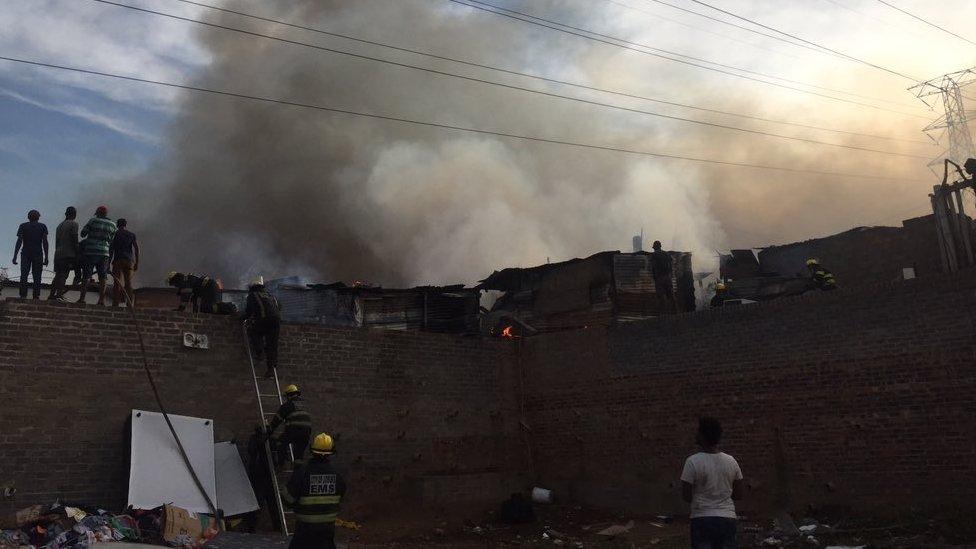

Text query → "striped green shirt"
[81,216,118,257]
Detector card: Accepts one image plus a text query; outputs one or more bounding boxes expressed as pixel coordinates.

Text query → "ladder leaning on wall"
[242,324,295,537]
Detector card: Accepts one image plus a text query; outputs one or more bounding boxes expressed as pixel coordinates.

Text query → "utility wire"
[642,0,833,57]
[686,0,920,81]
[620,0,922,109]
[604,0,806,62]
[874,0,976,48]
[170,0,928,144]
[446,0,928,117]
[90,0,929,157]
[0,55,925,182]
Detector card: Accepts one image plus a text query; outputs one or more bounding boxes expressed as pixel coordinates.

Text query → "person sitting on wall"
[710,282,729,308]
[806,259,837,291]
[166,271,222,312]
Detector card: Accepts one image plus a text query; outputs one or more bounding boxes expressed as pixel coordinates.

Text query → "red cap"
[96,205,108,216]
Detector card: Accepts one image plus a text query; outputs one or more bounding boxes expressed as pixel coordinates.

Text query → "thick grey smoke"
[110,0,928,287]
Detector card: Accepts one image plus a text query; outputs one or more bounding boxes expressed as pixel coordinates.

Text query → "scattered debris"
[596,520,635,537]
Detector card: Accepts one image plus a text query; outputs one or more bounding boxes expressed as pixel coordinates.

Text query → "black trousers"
[279,427,311,464]
[248,318,281,369]
[19,252,43,299]
[289,522,336,549]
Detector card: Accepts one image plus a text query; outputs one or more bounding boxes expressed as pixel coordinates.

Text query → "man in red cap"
[78,205,117,305]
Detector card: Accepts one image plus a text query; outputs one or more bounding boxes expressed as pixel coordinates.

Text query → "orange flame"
[502,326,514,338]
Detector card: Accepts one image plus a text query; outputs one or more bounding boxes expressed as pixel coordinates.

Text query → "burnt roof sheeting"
[270,284,479,333]
[485,250,695,331]
[478,251,618,291]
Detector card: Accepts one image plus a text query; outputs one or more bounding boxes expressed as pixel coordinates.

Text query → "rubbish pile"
[0,501,219,548]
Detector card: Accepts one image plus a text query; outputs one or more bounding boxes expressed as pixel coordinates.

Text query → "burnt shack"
[719,214,958,301]
[269,281,480,333]
[480,250,695,334]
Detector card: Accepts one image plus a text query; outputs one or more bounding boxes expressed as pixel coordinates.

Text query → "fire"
[502,326,514,338]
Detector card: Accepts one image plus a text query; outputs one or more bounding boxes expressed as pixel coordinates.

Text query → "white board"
[128,410,217,514]
[214,442,259,517]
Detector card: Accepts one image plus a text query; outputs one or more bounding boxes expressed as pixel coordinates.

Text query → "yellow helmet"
[284,384,300,396]
[806,258,819,266]
[311,433,335,455]
[715,282,726,291]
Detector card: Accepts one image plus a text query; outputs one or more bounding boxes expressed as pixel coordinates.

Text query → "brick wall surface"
[0,301,522,516]
[4,268,976,520]
[520,269,976,517]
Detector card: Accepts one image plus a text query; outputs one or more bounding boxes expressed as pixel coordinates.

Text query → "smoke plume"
[106,0,931,287]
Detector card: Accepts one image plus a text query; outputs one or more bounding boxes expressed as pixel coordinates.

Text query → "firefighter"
[267,384,312,465]
[282,433,346,549]
[166,271,221,313]
[806,259,837,291]
[243,276,282,378]
[710,282,729,308]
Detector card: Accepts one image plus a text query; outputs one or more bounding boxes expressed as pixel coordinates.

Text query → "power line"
[0,55,925,182]
[641,0,834,57]
[604,0,806,62]
[873,0,976,48]
[686,0,920,81]
[90,0,930,157]
[445,0,928,117]
[170,0,929,144]
[621,0,923,109]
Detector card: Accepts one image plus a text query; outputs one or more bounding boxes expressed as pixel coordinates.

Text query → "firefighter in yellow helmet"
[267,384,312,465]
[806,259,837,291]
[282,433,346,549]
[710,281,729,308]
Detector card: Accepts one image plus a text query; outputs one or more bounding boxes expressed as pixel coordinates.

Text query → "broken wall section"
[520,268,976,517]
[0,301,524,516]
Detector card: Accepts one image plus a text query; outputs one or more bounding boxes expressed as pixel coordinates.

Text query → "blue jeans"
[690,517,737,549]
[19,252,43,298]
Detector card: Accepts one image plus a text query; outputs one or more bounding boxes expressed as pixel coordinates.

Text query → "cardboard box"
[163,504,203,543]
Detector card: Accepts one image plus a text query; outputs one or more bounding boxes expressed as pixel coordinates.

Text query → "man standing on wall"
[78,206,117,305]
[110,218,140,307]
[650,240,675,313]
[681,417,743,549]
[48,207,80,301]
[12,210,48,300]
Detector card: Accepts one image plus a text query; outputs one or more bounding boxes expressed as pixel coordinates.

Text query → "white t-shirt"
[680,452,742,519]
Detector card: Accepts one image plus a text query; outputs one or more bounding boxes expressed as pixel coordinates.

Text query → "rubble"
[0,501,221,549]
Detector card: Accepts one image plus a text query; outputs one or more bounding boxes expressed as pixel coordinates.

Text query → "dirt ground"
[310,504,976,548]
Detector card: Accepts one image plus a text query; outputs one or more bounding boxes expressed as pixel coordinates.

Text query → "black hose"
[110,274,222,525]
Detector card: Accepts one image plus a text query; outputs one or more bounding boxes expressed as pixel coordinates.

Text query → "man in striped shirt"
[78,205,117,305]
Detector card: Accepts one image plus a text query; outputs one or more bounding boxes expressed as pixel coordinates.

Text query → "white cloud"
[0,86,159,143]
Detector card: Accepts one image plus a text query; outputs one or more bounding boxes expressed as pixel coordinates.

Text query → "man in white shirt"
[680,417,743,549]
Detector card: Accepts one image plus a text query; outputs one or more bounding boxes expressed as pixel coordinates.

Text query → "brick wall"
[520,269,976,517]
[0,301,523,515]
[5,267,976,520]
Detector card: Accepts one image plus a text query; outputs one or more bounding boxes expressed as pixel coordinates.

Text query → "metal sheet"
[128,410,217,514]
[214,442,259,517]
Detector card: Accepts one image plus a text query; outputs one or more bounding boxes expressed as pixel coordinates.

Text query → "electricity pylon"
[909,67,976,173]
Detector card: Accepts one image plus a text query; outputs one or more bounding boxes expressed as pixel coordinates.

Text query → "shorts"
[82,255,109,280]
[53,257,78,274]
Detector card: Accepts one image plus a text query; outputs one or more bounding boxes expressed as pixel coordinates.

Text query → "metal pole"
[954,190,975,266]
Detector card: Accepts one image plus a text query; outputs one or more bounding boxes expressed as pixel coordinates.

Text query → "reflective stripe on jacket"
[284,457,346,524]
